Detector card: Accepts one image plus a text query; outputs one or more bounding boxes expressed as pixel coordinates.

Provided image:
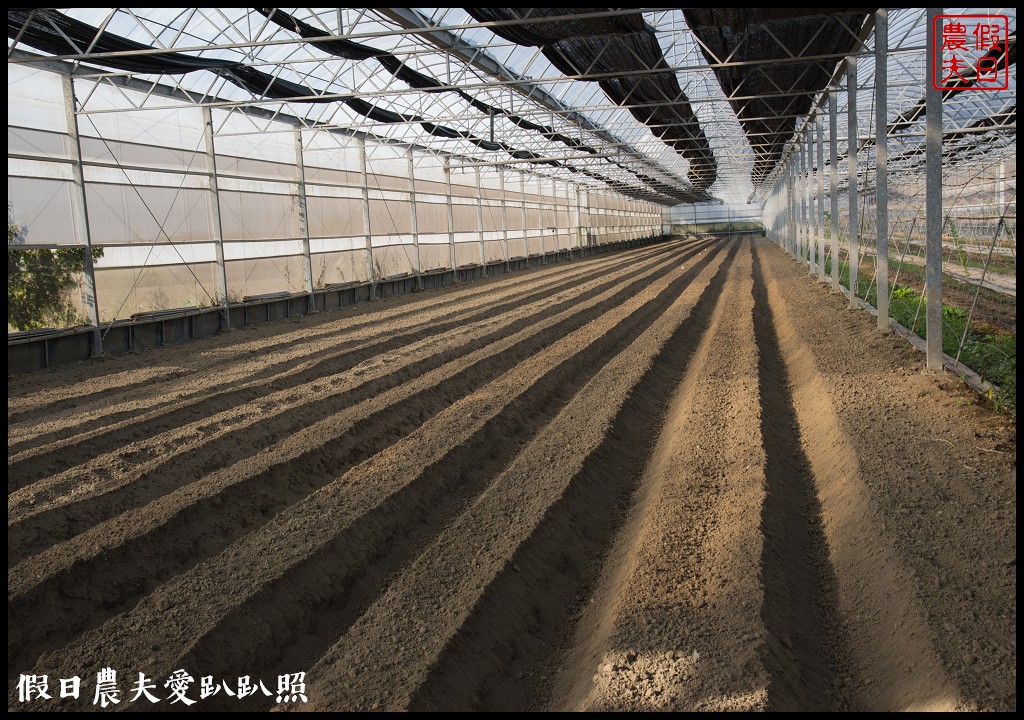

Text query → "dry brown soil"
[7,236,1016,711]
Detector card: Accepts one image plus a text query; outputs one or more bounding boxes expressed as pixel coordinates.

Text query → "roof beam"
[374,7,699,197]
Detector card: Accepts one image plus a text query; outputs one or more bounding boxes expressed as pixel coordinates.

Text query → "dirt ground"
[7,236,1016,711]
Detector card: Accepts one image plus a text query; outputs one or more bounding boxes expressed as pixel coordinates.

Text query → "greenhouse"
[7,8,1016,712]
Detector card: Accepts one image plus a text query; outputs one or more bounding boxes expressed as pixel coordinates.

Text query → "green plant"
[961,333,1016,413]
[8,207,104,330]
[881,278,1016,413]
[891,285,916,301]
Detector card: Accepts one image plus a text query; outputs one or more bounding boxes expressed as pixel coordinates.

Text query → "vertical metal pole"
[792,151,798,255]
[830,90,840,292]
[575,183,583,256]
[775,181,781,248]
[62,74,104,352]
[580,187,589,250]
[780,172,786,251]
[791,164,798,256]
[806,127,814,274]
[293,129,316,312]
[358,137,375,299]
[537,176,546,262]
[475,166,486,270]
[200,105,231,329]
[627,198,633,240]
[779,169,786,251]
[520,171,529,258]
[618,195,622,242]
[811,122,819,272]
[559,184,565,250]
[499,169,510,271]
[997,160,1005,209]
[629,198,634,240]
[626,198,631,241]
[799,133,806,265]
[875,10,889,332]
[798,141,806,262]
[847,58,859,308]
[816,111,826,282]
[770,186,776,244]
[570,186,576,247]
[443,157,455,277]
[779,171,785,251]
[925,8,944,370]
[776,182,782,247]
[795,162,800,258]
[802,137,809,263]
[788,166,796,255]
[407,147,422,290]
[781,170,788,252]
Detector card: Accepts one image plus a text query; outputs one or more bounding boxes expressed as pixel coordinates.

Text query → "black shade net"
[466,8,718,191]
[683,9,871,187]
[7,8,707,204]
[6,7,237,74]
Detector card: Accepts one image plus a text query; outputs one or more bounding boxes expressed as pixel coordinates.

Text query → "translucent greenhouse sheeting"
[7,63,68,134]
[8,63,664,327]
[7,8,706,205]
[670,204,765,226]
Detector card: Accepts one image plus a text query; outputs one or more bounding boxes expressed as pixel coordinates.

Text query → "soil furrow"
[299,242,737,711]
[8,241,716,679]
[8,241,709,563]
[8,241,684,467]
[553,238,768,712]
[751,247,844,711]
[8,243,672,423]
[8,241,726,710]
[408,240,742,712]
[753,240,959,711]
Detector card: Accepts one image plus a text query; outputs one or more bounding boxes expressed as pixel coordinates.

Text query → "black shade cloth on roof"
[6,8,236,73]
[255,12,610,159]
[346,96,425,125]
[255,7,708,201]
[683,9,871,186]
[466,8,718,191]
[7,8,705,204]
[221,65,339,103]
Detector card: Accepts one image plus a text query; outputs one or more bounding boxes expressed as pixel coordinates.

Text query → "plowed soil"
[8,236,1016,712]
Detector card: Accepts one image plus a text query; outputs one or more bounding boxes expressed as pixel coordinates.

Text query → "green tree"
[8,209,102,330]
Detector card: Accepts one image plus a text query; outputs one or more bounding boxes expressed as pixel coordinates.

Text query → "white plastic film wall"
[8,64,667,324]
